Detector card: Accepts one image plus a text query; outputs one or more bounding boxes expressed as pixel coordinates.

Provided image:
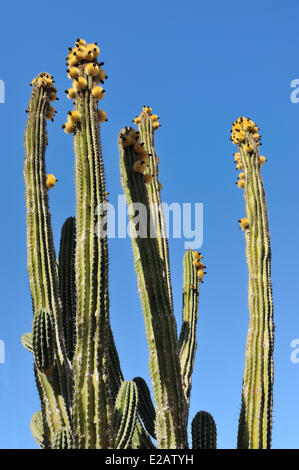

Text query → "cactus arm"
[24,75,72,444]
[133,377,156,439]
[113,381,138,449]
[119,129,188,449]
[58,217,76,361]
[137,110,173,311]
[69,62,113,449]
[32,309,55,375]
[231,118,274,449]
[21,333,33,353]
[30,411,45,448]
[191,411,217,449]
[178,250,200,406]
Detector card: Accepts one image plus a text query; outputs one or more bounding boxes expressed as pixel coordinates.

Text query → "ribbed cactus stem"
[24,73,72,445]
[52,427,72,449]
[231,117,274,449]
[191,411,217,449]
[68,47,113,448]
[113,381,138,449]
[32,309,55,375]
[58,217,76,360]
[179,250,200,405]
[137,108,173,311]
[119,127,188,449]
[21,332,33,353]
[30,411,45,448]
[133,377,156,438]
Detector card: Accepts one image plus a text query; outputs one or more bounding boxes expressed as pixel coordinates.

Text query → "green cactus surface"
[231,117,274,449]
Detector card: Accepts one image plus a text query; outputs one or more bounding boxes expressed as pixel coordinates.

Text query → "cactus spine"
[231,117,274,449]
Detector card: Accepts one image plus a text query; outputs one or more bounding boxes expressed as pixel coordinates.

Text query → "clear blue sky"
[0,0,299,449]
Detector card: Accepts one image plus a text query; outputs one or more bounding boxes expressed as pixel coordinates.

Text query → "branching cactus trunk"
[231,117,274,449]
[20,37,271,450]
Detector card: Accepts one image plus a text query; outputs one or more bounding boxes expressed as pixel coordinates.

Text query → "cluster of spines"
[133,105,161,130]
[29,72,58,121]
[192,251,206,283]
[63,38,108,134]
[120,127,153,184]
[231,118,268,233]
[230,116,261,147]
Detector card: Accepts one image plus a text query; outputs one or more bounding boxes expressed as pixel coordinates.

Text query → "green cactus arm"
[136,109,173,311]
[24,74,72,442]
[119,128,188,449]
[58,217,76,361]
[231,117,274,449]
[32,309,55,375]
[21,333,33,353]
[113,381,138,449]
[30,411,45,448]
[191,411,217,449]
[133,377,156,439]
[65,49,113,448]
[178,250,200,406]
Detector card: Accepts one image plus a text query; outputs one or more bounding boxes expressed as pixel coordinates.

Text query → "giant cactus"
[22,39,274,450]
[231,117,274,449]
[22,38,209,449]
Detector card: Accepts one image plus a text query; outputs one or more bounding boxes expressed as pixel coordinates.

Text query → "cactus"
[133,377,156,439]
[231,117,274,449]
[21,333,33,354]
[30,411,45,448]
[113,381,139,449]
[191,411,217,449]
[22,38,274,450]
[32,309,55,375]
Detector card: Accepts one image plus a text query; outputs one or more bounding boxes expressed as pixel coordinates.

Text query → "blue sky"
[0,0,299,449]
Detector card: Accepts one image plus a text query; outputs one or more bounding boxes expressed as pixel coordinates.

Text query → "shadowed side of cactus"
[230,117,274,449]
[133,377,156,439]
[58,217,76,361]
[191,411,217,449]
